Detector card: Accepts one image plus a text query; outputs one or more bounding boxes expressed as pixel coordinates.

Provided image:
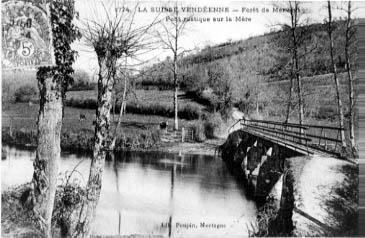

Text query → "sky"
[71,0,365,77]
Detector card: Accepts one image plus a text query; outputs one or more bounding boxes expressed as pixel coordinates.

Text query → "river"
[1,145,257,237]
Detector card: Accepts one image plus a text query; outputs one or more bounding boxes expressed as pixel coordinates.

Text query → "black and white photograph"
[1,0,361,237]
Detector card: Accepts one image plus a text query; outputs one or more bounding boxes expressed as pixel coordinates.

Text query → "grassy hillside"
[135,21,357,123]
[137,22,355,89]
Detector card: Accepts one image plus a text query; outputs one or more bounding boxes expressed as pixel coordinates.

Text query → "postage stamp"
[1,0,55,69]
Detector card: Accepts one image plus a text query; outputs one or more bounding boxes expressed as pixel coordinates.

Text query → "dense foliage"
[36,0,81,99]
[14,85,37,103]
[68,69,96,91]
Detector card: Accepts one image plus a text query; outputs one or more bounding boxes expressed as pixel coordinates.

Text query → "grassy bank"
[2,103,201,152]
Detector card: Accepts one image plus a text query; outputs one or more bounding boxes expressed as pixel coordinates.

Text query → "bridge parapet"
[219,130,300,201]
[230,118,345,157]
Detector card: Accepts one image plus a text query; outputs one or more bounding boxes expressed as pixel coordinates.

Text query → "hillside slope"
[137,22,354,89]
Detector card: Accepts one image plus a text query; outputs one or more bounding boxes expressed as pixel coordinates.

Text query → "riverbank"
[1,127,222,156]
[1,126,161,153]
[2,102,224,155]
[157,139,224,156]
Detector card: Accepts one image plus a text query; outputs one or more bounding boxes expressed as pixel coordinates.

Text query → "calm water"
[1,146,257,237]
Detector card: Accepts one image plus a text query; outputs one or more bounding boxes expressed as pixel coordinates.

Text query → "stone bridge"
[219,119,355,236]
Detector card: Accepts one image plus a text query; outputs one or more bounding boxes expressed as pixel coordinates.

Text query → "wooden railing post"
[324,131,328,150]
[319,128,323,146]
[334,130,339,151]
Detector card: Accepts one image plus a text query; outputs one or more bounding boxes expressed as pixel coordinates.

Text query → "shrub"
[53,173,86,237]
[204,112,224,139]
[14,85,38,103]
[192,120,206,142]
[316,105,337,120]
[247,195,279,237]
[69,69,95,91]
[179,104,201,120]
[114,129,161,150]
[65,98,97,109]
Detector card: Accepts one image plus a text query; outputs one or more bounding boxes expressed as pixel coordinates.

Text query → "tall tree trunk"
[111,65,128,149]
[112,92,116,122]
[327,1,347,148]
[345,1,355,148]
[32,75,63,237]
[173,51,178,131]
[290,1,304,130]
[295,57,304,130]
[285,59,295,124]
[285,78,293,124]
[346,54,355,147]
[256,93,259,116]
[75,55,116,238]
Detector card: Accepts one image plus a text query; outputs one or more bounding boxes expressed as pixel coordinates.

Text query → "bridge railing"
[302,124,344,151]
[241,119,311,151]
[237,118,345,154]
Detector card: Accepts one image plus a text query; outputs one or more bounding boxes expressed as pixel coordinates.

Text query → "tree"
[343,1,357,149]
[74,3,157,237]
[207,61,232,113]
[111,57,129,149]
[156,4,190,130]
[30,1,80,237]
[288,1,304,127]
[285,58,294,123]
[326,0,346,148]
[272,1,311,126]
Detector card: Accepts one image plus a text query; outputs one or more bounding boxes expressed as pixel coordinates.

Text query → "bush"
[14,85,37,103]
[316,105,337,120]
[114,129,161,150]
[69,69,95,91]
[65,98,97,109]
[54,174,86,237]
[247,195,279,237]
[179,104,201,120]
[204,112,224,139]
[192,120,206,142]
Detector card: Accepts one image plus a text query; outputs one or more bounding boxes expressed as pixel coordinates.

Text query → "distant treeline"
[65,98,202,120]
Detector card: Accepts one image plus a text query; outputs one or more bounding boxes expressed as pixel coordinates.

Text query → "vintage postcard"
[1,0,361,237]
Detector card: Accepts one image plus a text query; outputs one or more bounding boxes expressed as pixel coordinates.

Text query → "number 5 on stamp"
[2,0,55,69]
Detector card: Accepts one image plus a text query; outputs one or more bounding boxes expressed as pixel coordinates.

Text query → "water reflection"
[2,146,257,237]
